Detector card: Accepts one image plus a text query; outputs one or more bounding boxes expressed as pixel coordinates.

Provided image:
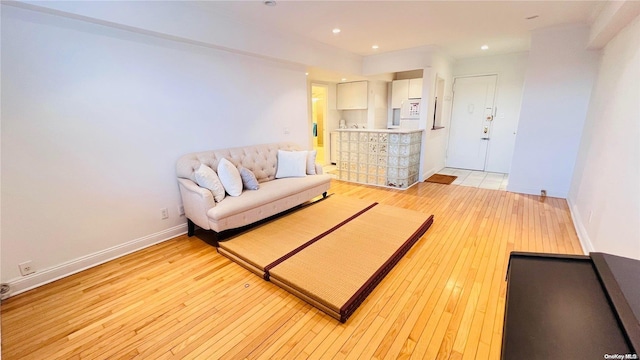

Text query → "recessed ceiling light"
[341,78,347,82]
[481,45,489,50]
[332,28,341,34]
[263,0,276,6]
[305,72,309,76]
[372,45,379,50]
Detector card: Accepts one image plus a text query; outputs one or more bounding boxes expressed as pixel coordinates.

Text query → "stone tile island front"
[337,129,423,189]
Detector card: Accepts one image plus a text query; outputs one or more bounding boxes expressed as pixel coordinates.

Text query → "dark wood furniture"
[501,252,640,359]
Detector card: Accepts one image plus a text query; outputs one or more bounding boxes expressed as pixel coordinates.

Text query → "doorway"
[446,75,497,171]
[311,84,328,164]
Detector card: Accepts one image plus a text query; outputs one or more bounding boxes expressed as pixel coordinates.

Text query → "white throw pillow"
[217,158,243,196]
[194,164,226,202]
[275,150,308,178]
[239,166,260,190]
[306,150,317,175]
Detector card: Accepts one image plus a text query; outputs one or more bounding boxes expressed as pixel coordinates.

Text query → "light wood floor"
[1,180,583,359]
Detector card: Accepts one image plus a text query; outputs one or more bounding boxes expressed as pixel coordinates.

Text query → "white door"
[447,75,497,170]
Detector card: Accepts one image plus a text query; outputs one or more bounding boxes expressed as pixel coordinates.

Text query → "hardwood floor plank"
[409,189,493,359]
[219,297,307,360]
[473,192,513,357]
[433,191,502,360]
[459,192,509,360]
[1,180,584,360]
[369,188,483,360]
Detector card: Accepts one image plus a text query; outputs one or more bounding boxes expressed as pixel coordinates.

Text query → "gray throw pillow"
[239,167,260,190]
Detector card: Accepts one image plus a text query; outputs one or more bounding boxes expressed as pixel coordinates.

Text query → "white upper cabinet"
[337,81,368,110]
[391,78,423,108]
[408,78,423,99]
[391,79,408,109]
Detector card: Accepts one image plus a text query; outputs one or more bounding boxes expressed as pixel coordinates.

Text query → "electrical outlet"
[178,205,185,216]
[18,261,35,276]
[160,207,169,220]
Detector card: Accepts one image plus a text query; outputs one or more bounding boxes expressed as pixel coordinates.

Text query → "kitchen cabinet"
[391,80,408,109]
[408,78,423,99]
[367,81,389,129]
[391,78,423,108]
[337,81,368,110]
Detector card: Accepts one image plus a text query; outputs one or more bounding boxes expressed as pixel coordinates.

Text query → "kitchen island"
[336,129,423,189]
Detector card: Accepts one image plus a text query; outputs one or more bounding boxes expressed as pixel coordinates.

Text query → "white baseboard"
[567,199,593,255]
[505,184,567,199]
[5,224,188,298]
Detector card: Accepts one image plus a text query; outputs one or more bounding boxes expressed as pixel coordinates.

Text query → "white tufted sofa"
[176,143,331,241]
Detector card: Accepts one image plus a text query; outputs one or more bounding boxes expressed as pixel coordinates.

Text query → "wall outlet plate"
[18,261,35,276]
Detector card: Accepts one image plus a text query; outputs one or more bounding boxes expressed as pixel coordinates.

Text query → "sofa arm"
[315,163,324,175]
[177,178,215,230]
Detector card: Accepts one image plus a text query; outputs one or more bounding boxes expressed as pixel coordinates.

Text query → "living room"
[1,1,638,358]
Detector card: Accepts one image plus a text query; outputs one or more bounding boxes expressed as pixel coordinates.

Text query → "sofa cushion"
[307,150,317,175]
[239,166,260,190]
[217,158,243,197]
[194,164,226,202]
[207,174,331,221]
[276,150,307,179]
[176,143,301,184]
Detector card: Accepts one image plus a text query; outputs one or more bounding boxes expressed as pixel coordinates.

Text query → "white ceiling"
[196,0,603,59]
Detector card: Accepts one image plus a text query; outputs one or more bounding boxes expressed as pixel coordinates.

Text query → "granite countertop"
[335,128,424,133]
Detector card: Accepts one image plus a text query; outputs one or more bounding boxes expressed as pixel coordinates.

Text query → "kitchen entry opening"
[311,84,328,165]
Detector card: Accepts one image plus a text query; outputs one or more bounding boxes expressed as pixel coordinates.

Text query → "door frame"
[446,73,500,171]
[309,83,330,165]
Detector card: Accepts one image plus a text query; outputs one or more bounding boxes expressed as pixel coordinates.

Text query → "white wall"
[508,25,600,198]
[326,83,340,133]
[339,110,366,129]
[568,16,640,259]
[420,53,454,179]
[1,2,4,353]
[452,52,528,174]
[588,0,640,48]
[1,6,309,290]
[12,1,363,76]
[362,46,435,76]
